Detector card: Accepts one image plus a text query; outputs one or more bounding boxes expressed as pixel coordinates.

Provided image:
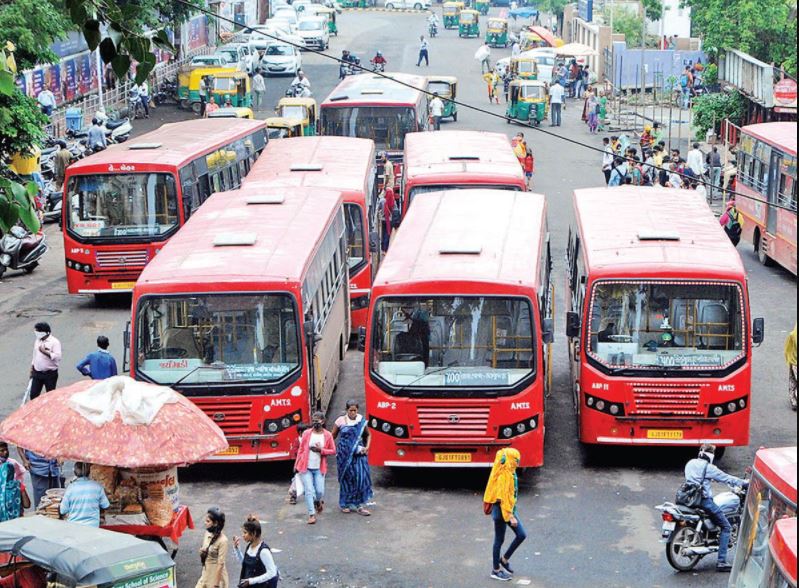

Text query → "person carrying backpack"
[719,200,744,246]
[679,66,692,109]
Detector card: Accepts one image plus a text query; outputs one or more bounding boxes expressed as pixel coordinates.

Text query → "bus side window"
[182,182,198,220]
[197,174,212,204]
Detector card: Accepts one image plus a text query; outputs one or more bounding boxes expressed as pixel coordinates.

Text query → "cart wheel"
[452,112,458,122]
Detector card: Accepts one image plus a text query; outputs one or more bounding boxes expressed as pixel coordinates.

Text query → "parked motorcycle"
[0,226,48,278]
[655,484,748,572]
[154,78,178,105]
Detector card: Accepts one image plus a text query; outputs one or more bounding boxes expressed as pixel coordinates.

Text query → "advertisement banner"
[78,54,93,95]
[30,70,44,98]
[188,15,209,51]
[45,64,62,103]
[63,58,77,102]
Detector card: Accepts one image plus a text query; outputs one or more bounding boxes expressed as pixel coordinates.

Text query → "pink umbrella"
[0,376,228,467]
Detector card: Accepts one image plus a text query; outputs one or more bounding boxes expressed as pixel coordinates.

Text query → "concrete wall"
[564,5,612,78]
[647,0,692,39]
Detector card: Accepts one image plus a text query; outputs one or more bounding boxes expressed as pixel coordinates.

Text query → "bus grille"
[191,398,254,434]
[95,250,149,269]
[417,406,491,437]
[630,383,706,416]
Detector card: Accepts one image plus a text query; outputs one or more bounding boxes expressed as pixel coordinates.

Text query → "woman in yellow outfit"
[482,70,501,104]
[483,448,526,581]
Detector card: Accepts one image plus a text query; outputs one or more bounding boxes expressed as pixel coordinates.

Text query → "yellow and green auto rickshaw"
[458,9,480,37]
[506,79,548,126]
[177,66,236,110]
[485,17,509,47]
[442,1,463,29]
[265,117,305,139]
[427,75,458,121]
[509,55,539,80]
[475,0,490,14]
[316,6,338,36]
[207,106,255,119]
[275,97,318,136]
[178,67,251,113]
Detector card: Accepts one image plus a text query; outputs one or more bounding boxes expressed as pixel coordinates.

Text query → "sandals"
[357,507,371,516]
[341,507,352,513]
[307,515,317,524]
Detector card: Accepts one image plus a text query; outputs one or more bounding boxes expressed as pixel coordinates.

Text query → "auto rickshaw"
[442,2,463,29]
[427,75,458,121]
[509,55,539,80]
[275,96,318,136]
[520,30,544,51]
[475,0,489,14]
[340,0,366,7]
[265,117,305,139]
[506,79,548,126]
[207,106,255,119]
[485,17,509,47]
[316,6,338,36]
[458,9,480,37]
[178,67,250,112]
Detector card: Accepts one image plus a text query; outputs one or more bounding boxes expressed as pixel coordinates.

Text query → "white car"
[190,54,230,67]
[296,17,330,50]
[216,45,249,70]
[384,0,430,9]
[273,8,299,27]
[521,49,556,83]
[261,43,303,76]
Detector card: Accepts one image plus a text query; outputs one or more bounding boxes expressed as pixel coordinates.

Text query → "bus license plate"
[111,281,136,290]
[647,429,684,440]
[434,452,472,463]
[215,446,240,456]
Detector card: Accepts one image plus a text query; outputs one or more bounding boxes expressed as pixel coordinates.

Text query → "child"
[523,149,535,190]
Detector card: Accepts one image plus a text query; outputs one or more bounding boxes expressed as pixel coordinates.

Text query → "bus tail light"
[368,415,408,438]
[708,396,748,418]
[498,415,539,439]
[263,410,303,435]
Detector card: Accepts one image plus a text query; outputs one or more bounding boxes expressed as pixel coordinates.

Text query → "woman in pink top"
[294,412,336,524]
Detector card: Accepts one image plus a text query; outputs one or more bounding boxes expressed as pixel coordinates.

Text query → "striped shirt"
[59,478,110,527]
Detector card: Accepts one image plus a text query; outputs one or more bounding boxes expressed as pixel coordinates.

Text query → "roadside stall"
[0,377,227,555]
[0,516,175,588]
[458,9,480,38]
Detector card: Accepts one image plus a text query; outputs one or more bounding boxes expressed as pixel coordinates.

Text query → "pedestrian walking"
[548,79,564,126]
[76,335,118,380]
[482,70,500,104]
[252,69,266,110]
[416,36,430,67]
[139,80,150,118]
[502,72,512,103]
[484,448,526,582]
[37,88,56,116]
[601,137,614,184]
[476,42,491,74]
[59,462,110,527]
[17,448,61,509]
[706,146,722,199]
[233,515,279,587]
[30,322,61,400]
[54,141,72,190]
[332,400,373,516]
[197,507,230,588]
[294,412,336,524]
[429,92,445,130]
[511,41,521,58]
[523,148,534,190]
[381,188,396,252]
[0,442,23,522]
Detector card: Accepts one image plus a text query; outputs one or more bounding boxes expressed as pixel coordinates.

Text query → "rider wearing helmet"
[683,444,748,572]
[371,51,387,67]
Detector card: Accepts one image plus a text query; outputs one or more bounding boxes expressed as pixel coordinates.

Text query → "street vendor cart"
[0,516,176,588]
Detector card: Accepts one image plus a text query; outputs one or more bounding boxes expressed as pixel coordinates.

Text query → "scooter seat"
[19,235,42,254]
[105,119,128,130]
[676,505,700,515]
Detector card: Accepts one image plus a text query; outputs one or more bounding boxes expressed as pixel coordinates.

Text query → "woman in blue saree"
[332,400,373,516]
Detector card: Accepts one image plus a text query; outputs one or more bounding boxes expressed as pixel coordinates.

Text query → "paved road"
[0,9,796,588]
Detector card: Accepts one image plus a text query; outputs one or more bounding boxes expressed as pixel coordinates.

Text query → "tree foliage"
[0,0,74,70]
[604,6,644,47]
[684,0,796,71]
[692,90,745,138]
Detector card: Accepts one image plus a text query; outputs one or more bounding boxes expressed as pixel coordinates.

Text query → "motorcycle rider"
[370,51,387,70]
[428,12,439,36]
[340,50,357,79]
[683,444,748,572]
[290,70,312,97]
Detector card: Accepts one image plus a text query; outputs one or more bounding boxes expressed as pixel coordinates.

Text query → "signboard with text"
[578,0,593,22]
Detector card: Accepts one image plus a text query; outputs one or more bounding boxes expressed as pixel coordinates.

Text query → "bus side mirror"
[752,317,764,346]
[542,318,554,344]
[357,326,366,352]
[122,321,131,373]
[566,311,580,338]
[369,231,379,252]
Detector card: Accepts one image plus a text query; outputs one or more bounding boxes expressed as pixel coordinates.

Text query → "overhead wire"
[172,0,798,213]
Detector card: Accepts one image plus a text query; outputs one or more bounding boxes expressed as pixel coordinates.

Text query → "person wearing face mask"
[29,322,62,400]
[293,412,336,524]
[332,400,373,516]
[197,507,230,588]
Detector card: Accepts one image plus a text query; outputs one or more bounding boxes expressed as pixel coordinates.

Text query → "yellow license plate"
[111,281,136,290]
[434,452,472,463]
[215,446,240,455]
[647,429,684,440]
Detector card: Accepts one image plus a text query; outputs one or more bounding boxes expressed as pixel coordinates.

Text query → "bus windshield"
[67,173,179,240]
[321,106,416,151]
[588,281,745,372]
[409,184,520,204]
[370,296,534,395]
[135,293,300,387]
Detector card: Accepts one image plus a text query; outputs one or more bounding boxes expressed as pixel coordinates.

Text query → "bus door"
[767,150,781,235]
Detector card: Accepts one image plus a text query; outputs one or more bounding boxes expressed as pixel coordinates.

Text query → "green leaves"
[0,69,14,96]
[83,19,103,51]
[99,37,117,64]
[0,178,40,233]
[692,91,745,138]
[111,54,131,79]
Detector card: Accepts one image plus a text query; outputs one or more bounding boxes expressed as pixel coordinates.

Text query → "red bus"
[130,185,349,462]
[63,119,267,296]
[730,446,797,587]
[364,190,553,468]
[244,136,379,332]
[319,72,429,156]
[734,122,797,274]
[566,187,764,451]
[401,130,526,217]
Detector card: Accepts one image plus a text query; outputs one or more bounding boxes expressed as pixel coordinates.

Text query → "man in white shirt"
[252,69,266,110]
[687,142,705,177]
[37,89,56,116]
[548,79,564,126]
[511,41,521,58]
[429,92,444,131]
[138,81,150,118]
[601,137,615,184]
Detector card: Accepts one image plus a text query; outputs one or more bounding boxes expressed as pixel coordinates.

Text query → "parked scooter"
[95,109,132,143]
[154,78,178,105]
[0,226,48,278]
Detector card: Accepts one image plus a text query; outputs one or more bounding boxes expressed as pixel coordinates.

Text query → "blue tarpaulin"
[509,7,540,19]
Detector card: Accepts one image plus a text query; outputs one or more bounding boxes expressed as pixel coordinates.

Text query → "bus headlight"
[595,400,605,411]
[502,427,513,438]
[738,398,746,408]
[708,395,749,418]
[368,415,408,438]
[281,418,291,428]
[350,294,370,311]
[713,406,724,416]
[584,394,624,417]
[381,422,391,433]
[727,402,736,412]
[394,426,405,437]
[371,418,379,428]
[609,404,620,415]
[529,418,537,429]
[516,423,526,433]
[586,396,594,406]
[267,422,279,433]
[499,415,540,439]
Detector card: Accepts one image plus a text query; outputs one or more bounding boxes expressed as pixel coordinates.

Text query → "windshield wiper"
[173,362,228,387]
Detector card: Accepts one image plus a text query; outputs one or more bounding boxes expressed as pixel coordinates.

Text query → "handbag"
[675,461,708,508]
[483,501,494,515]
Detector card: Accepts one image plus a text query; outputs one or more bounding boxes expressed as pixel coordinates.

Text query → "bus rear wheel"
[756,232,774,266]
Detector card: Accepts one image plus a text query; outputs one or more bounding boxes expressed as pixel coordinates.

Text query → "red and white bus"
[244,136,379,332]
[63,119,267,296]
[364,190,553,468]
[566,187,764,450]
[734,122,797,274]
[130,185,349,462]
[730,446,797,587]
[401,130,526,217]
[320,72,429,156]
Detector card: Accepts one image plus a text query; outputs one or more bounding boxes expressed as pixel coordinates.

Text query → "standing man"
[478,42,491,74]
[198,76,209,117]
[17,448,61,510]
[429,92,444,131]
[601,137,615,184]
[76,336,118,380]
[511,41,521,58]
[548,78,564,126]
[252,69,266,111]
[87,118,107,152]
[687,142,705,177]
[30,322,61,400]
[138,80,150,118]
[53,141,72,190]
[59,462,110,527]
[37,88,56,116]
[706,146,723,199]
[416,36,429,67]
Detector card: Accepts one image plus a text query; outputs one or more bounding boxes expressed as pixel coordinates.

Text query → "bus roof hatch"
[246,194,285,205]
[637,231,680,241]
[213,232,257,246]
